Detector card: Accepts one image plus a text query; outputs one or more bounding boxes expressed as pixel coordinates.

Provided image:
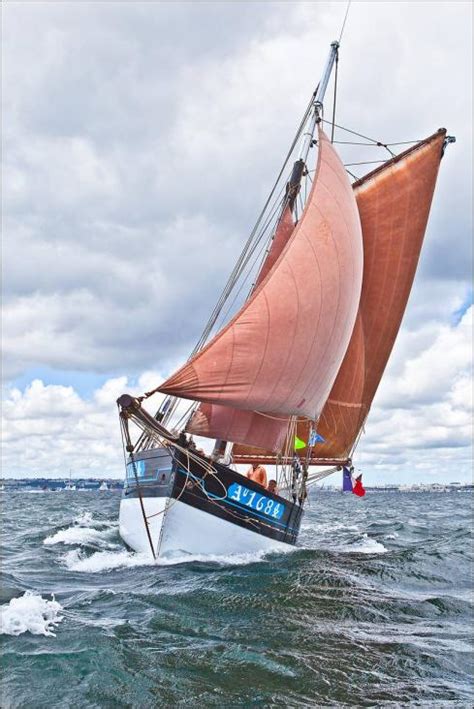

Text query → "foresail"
[312,129,447,460]
[158,128,363,420]
[254,205,295,288]
[185,206,296,451]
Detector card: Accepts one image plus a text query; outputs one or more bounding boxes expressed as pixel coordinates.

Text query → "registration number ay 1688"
[227,483,285,520]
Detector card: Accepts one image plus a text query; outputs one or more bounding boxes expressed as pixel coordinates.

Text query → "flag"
[342,467,353,492]
[309,429,325,446]
[352,474,366,498]
[294,436,306,450]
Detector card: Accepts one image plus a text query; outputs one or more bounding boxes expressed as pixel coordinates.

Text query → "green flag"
[294,435,306,450]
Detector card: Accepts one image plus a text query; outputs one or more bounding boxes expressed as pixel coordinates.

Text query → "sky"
[2,1,472,483]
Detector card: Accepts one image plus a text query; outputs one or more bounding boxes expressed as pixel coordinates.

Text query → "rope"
[322,119,395,157]
[119,408,156,560]
[338,0,352,44]
[193,94,315,355]
[331,49,339,143]
[344,160,388,166]
[143,93,318,423]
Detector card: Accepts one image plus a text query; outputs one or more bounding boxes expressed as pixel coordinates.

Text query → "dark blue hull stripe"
[175,467,298,534]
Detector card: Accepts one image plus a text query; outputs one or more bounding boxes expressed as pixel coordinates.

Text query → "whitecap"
[341,534,388,554]
[44,525,116,547]
[63,546,275,573]
[73,511,94,526]
[157,548,271,567]
[0,592,63,637]
[44,510,118,547]
[64,548,155,573]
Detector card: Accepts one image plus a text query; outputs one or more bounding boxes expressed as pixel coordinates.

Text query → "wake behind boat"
[116,40,453,561]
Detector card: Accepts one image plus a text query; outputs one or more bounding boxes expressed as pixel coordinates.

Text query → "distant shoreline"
[1,479,472,493]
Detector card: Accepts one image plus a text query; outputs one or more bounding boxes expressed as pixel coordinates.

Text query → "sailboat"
[64,470,76,491]
[116,40,453,560]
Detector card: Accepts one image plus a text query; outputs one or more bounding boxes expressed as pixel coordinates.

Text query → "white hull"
[119,496,168,555]
[119,496,289,559]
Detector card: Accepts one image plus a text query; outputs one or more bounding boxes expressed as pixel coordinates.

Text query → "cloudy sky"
[2,1,472,483]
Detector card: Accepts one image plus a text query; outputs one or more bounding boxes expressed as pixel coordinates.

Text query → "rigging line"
[119,411,156,560]
[174,401,199,431]
[338,0,352,44]
[386,140,422,146]
[148,96,317,424]
[194,92,316,347]
[193,94,315,353]
[344,160,388,166]
[211,189,288,332]
[334,139,421,147]
[330,49,339,143]
[211,168,298,333]
[206,169,289,323]
[321,119,396,156]
[214,234,272,331]
[334,140,386,146]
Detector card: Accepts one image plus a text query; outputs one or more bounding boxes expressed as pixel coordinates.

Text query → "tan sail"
[185,206,296,450]
[159,128,363,420]
[186,404,289,452]
[233,129,447,465]
[254,205,295,288]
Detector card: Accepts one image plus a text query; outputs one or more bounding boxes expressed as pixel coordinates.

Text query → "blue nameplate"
[227,483,285,520]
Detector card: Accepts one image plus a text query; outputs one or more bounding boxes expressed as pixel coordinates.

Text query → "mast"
[142,41,343,457]
[285,41,340,212]
[298,41,339,163]
[210,42,341,463]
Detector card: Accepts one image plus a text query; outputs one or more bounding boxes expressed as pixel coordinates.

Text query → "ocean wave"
[44,525,117,547]
[44,511,119,547]
[64,548,155,573]
[158,549,272,567]
[74,511,94,526]
[63,547,275,573]
[0,591,63,637]
[340,534,388,554]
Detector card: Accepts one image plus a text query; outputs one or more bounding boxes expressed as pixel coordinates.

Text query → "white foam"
[74,511,117,529]
[64,548,155,573]
[44,511,118,547]
[74,511,94,526]
[341,534,388,554]
[63,546,275,573]
[0,592,63,637]
[44,525,116,547]
[158,548,271,566]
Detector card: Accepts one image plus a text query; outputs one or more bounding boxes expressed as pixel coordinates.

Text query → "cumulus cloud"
[1,2,472,481]
[357,307,472,483]
[2,307,471,481]
[1,373,166,478]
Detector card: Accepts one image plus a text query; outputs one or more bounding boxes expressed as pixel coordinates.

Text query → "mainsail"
[233,129,448,464]
[159,128,363,425]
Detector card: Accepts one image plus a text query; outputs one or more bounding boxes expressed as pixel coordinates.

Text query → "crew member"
[267,479,279,495]
[246,462,267,488]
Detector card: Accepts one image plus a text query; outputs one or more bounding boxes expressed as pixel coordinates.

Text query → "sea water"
[0,489,472,707]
